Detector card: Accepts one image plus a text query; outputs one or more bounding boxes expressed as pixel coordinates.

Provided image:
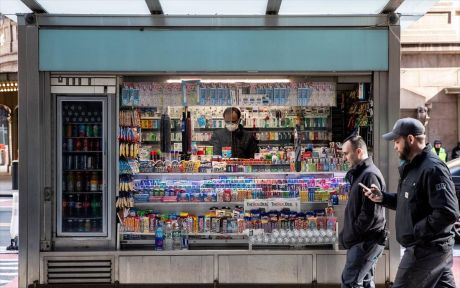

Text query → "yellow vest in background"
[432,147,447,162]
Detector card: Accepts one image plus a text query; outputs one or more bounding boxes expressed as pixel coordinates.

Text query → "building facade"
[401,0,460,157]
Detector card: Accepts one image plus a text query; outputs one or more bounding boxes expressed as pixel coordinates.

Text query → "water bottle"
[155,224,164,251]
[172,224,181,250]
[181,227,189,250]
[164,221,173,251]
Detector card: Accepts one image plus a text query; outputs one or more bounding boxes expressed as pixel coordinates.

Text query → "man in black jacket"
[365,118,459,288]
[339,135,386,288]
[210,107,258,159]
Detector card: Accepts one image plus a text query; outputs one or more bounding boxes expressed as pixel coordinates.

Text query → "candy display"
[131,176,348,204]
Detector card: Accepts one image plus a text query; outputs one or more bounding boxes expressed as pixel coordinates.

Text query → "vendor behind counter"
[210,107,258,159]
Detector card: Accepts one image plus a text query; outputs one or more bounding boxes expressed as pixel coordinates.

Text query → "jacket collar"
[399,144,431,176]
[345,157,373,183]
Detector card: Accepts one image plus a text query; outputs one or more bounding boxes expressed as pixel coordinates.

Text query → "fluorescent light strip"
[166,79,290,84]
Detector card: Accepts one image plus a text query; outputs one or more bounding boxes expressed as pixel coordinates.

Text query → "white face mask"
[225,123,239,132]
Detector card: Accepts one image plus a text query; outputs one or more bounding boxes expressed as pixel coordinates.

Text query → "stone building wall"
[401,0,460,157]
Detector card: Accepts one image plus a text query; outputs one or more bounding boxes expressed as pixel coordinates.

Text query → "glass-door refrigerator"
[57,97,108,237]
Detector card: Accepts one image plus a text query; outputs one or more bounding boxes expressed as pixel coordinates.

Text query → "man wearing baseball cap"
[363,118,459,287]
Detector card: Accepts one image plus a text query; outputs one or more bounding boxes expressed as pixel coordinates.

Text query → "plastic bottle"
[155,223,164,250]
[90,172,98,192]
[164,221,173,251]
[181,227,189,250]
[91,195,100,218]
[82,195,90,218]
[172,224,181,250]
[75,194,82,217]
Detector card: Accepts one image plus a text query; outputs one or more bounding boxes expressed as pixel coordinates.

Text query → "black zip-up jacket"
[339,158,386,249]
[381,144,460,248]
[210,125,258,159]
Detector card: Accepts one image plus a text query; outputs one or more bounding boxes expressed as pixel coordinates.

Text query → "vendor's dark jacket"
[339,157,386,249]
[381,144,460,248]
[210,125,258,159]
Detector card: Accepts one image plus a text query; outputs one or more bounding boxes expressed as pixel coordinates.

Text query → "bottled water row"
[250,228,336,245]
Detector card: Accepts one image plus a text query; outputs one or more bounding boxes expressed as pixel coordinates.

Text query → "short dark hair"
[344,135,367,152]
[223,107,241,119]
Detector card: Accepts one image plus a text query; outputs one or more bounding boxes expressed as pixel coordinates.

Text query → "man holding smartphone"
[340,135,387,288]
[365,118,459,288]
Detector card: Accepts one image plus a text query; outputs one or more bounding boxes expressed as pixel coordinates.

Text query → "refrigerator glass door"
[57,97,107,237]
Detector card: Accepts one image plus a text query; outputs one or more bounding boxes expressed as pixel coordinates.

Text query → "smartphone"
[359,182,381,196]
[358,182,369,190]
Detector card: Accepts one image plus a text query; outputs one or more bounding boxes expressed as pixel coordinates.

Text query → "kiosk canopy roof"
[1,0,439,22]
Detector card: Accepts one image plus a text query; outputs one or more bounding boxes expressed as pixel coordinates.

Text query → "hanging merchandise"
[186,111,192,154]
[160,112,171,153]
[181,111,188,156]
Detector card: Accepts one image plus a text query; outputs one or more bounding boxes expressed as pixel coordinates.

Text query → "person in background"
[210,107,258,159]
[365,118,459,288]
[339,135,386,288]
[451,141,460,160]
[432,139,448,162]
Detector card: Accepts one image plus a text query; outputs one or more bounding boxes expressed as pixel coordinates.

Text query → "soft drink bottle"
[75,194,82,217]
[91,195,100,218]
[62,195,68,217]
[82,195,90,218]
[68,194,75,217]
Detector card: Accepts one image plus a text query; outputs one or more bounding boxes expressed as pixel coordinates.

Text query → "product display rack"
[118,171,347,251]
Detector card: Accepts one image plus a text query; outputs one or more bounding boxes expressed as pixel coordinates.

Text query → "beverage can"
[67,138,73,152]
[74,155,79,169]
[93,124,99,137]
[79,124,86,137]
[83,139,88,151]
[86,125,93,137]
[67,155,73,170]
[80,155,87,170]
[72,125,79,137]
[66,124,73,138]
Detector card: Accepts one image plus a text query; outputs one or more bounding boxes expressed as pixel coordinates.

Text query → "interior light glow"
[166,79,291,84]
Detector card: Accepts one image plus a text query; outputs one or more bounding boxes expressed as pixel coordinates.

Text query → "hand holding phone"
[359,182,383,202]
[358,183,370,191]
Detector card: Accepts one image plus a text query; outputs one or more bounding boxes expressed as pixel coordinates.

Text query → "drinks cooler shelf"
[63,191,103,194]
[63,151,103,153]
[65,122,102,125]
[63,217,103,220]
[64,137,102,139]
[64,169,103,172]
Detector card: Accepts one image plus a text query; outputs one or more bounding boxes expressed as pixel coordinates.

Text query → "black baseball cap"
[382,118,425,141]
